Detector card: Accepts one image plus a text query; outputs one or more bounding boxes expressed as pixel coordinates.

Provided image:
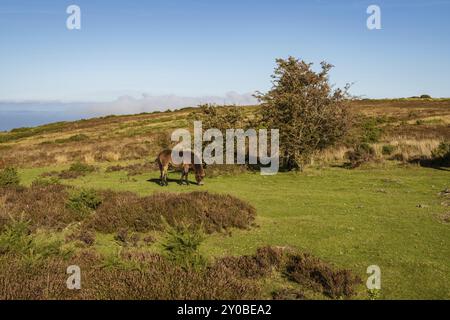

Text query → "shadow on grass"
[408,158,450,172]
[147,177,198,186]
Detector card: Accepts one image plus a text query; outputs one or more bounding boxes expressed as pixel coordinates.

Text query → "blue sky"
[0,0,449,103]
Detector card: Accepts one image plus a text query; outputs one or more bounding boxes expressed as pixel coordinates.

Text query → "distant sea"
[0,103,97,132]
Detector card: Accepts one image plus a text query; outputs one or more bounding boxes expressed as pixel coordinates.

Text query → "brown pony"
[156,149,205,186]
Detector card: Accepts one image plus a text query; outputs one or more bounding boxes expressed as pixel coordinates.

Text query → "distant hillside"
[0,99,449,168]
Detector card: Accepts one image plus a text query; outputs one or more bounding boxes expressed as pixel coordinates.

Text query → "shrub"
[361,118,383,143]
[431,142,450,167]
[420,94,432,99]
[69,162,95,173]
[31,176,60,188]
[0,245,363,300]
[256,57,352,170]
[66,227,96,246]
[0,184,78,231]
[0,186,255,235]
[0,250,262,299]
[161,221,206,270]
[66,189,102,217]
[382,145,395,156]
[86,191,256,234]
[57,162,96,179]
[0,215,33,255]
[416,119,425,125]
[285,252,361,299]
[345,143,376,168]
[218,246,285,279]
[0,167,20,187]
[0,215,67,262]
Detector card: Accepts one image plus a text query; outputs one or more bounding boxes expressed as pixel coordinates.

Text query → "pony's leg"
[163,165,169,186]
[159,162,165,186]
[180,166,188,185]
[180,170,185,185]
[185,167,190,186]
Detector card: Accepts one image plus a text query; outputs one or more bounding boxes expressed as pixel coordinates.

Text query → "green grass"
[18,164,450,299]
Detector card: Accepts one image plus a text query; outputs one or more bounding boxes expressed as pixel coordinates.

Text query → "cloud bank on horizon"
[86,92,259,115]
[0,92,259,114]
[0,92,258,131]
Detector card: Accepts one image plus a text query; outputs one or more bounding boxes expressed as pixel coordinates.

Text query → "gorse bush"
[0,215,33,255]
[161,220,206,270]
[67,189,102,217]
[31,176,60,188]
[0,215,67,263]
[0,167,20,187]
[56,162,96,180]
[68,162,96,173]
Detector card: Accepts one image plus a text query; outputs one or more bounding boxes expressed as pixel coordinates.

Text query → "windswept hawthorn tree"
[256,57,352,170]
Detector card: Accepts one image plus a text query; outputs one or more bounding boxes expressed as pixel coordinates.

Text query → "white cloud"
[85,92,259,115]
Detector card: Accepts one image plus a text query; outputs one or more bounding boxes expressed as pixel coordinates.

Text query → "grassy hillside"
[0,98,449,169]
[0,99,449,300]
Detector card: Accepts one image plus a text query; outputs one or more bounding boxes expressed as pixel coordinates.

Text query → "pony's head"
[195,164,206,185]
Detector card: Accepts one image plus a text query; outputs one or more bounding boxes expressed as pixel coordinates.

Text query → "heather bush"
[218,246,285,278]
[87,191,256,234]
[0,215,67,263]
[0,249,262,300]
[0,245,362,300]
[345,143,376,168]
[0,184,75,230]
[0,167,20,187]
[65,227,96,246]
[285,252,361,299]
[0,186,256,235]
